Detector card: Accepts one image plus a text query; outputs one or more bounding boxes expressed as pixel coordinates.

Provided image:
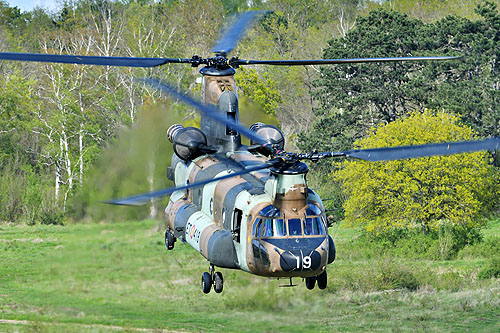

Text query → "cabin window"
[233,209,242,242]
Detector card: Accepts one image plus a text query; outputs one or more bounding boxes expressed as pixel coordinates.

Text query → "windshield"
[253,204,326,238]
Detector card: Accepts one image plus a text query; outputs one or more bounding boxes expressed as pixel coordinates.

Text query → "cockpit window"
[261,218,287,237]
[274,219,287,236]
[253,218,262,237]
[262,218,273,237]
[252,203,326,238]
[303,217,325,235]
[288,219,302,236]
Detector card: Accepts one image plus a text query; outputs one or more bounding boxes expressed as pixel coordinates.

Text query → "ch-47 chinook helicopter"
[2,11,499,294]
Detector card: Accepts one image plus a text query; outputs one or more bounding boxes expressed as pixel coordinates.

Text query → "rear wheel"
[317,271,327,290]
[201,272,212,294]
[305,276,316,290]
[214,272,224,293]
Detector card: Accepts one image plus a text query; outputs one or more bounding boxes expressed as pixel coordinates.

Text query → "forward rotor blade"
[342,137,500,162]
[0,52,192,67]
[137,78,267,145]
[212,10,268,56]
[104,159,280,206]
[232,56,460,67]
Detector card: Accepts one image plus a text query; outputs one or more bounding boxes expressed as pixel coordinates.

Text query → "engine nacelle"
[249,122,285,153]
[167,124,208,161]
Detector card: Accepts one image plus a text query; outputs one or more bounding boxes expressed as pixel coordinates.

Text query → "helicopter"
[1,11,499,294]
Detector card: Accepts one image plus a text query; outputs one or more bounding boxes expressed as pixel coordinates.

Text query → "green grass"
[1,220,499,332]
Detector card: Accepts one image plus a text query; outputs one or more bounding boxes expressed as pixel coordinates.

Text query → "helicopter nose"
[263,236,326,272]
[279,249,322,272]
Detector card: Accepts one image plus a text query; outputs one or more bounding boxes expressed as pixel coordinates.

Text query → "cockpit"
[252,204,326,238]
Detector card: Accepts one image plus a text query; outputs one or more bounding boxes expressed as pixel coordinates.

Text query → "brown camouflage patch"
[213,176,247,226]
[166,198,188,231]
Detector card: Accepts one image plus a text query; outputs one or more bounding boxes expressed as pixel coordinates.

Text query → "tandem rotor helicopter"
[2,11,499,294]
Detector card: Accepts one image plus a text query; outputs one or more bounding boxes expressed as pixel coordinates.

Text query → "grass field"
[1,219,499,332]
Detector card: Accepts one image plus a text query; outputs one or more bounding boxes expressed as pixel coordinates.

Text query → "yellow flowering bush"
[333,110,499,235]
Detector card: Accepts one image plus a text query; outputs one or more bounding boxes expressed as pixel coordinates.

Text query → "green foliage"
[458,237,500,258]
[368,0,488,21]
[3,0,500,225]
[342,222,483,261]
[478,257,500,279]
[235,67,282,115]
[333,110,499,235]
[303,4,500,161]
[374,259,420,291]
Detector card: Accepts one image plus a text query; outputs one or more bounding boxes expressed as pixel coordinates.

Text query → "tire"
[214,272,224,293]
[165,229,175,250]
[305,276,316,290]
[201,272,212,294]
[317,270,327,290]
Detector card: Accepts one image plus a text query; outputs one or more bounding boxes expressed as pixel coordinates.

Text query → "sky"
[5,0,59,12]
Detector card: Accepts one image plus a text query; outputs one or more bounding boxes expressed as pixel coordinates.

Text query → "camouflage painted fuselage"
[165,150,335,278]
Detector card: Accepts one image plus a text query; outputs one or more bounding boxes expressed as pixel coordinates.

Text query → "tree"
[332,110,499,235]
[302,4,500,167]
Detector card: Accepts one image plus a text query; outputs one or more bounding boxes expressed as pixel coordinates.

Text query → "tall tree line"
[0,0,498,223]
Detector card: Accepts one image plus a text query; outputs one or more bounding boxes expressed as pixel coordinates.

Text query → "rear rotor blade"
[0,52,192,67]
[104,159,280,206]
[232,56,460,67]
[212,10,268,56]
[343,138,500,162]
[138,78,267,145]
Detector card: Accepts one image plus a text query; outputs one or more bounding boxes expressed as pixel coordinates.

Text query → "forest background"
[0,0,499,229]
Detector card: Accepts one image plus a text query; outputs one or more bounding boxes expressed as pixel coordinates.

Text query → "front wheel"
[305,276,316,290]
[317,270,327,290]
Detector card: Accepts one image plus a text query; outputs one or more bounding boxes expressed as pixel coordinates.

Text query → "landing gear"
[201,264,224,294]
[214,272,224,293]
[304,271,327,290]
[305,276,316,290]
[317,270,327,290]
[201,272,212,294]
[164,228,176,250]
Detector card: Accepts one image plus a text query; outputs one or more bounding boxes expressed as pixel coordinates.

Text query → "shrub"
[333,110,499,236]
[478,257,500,279]
[458,237,500,259]
[374,260,419,291]
[345,221,483,261]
